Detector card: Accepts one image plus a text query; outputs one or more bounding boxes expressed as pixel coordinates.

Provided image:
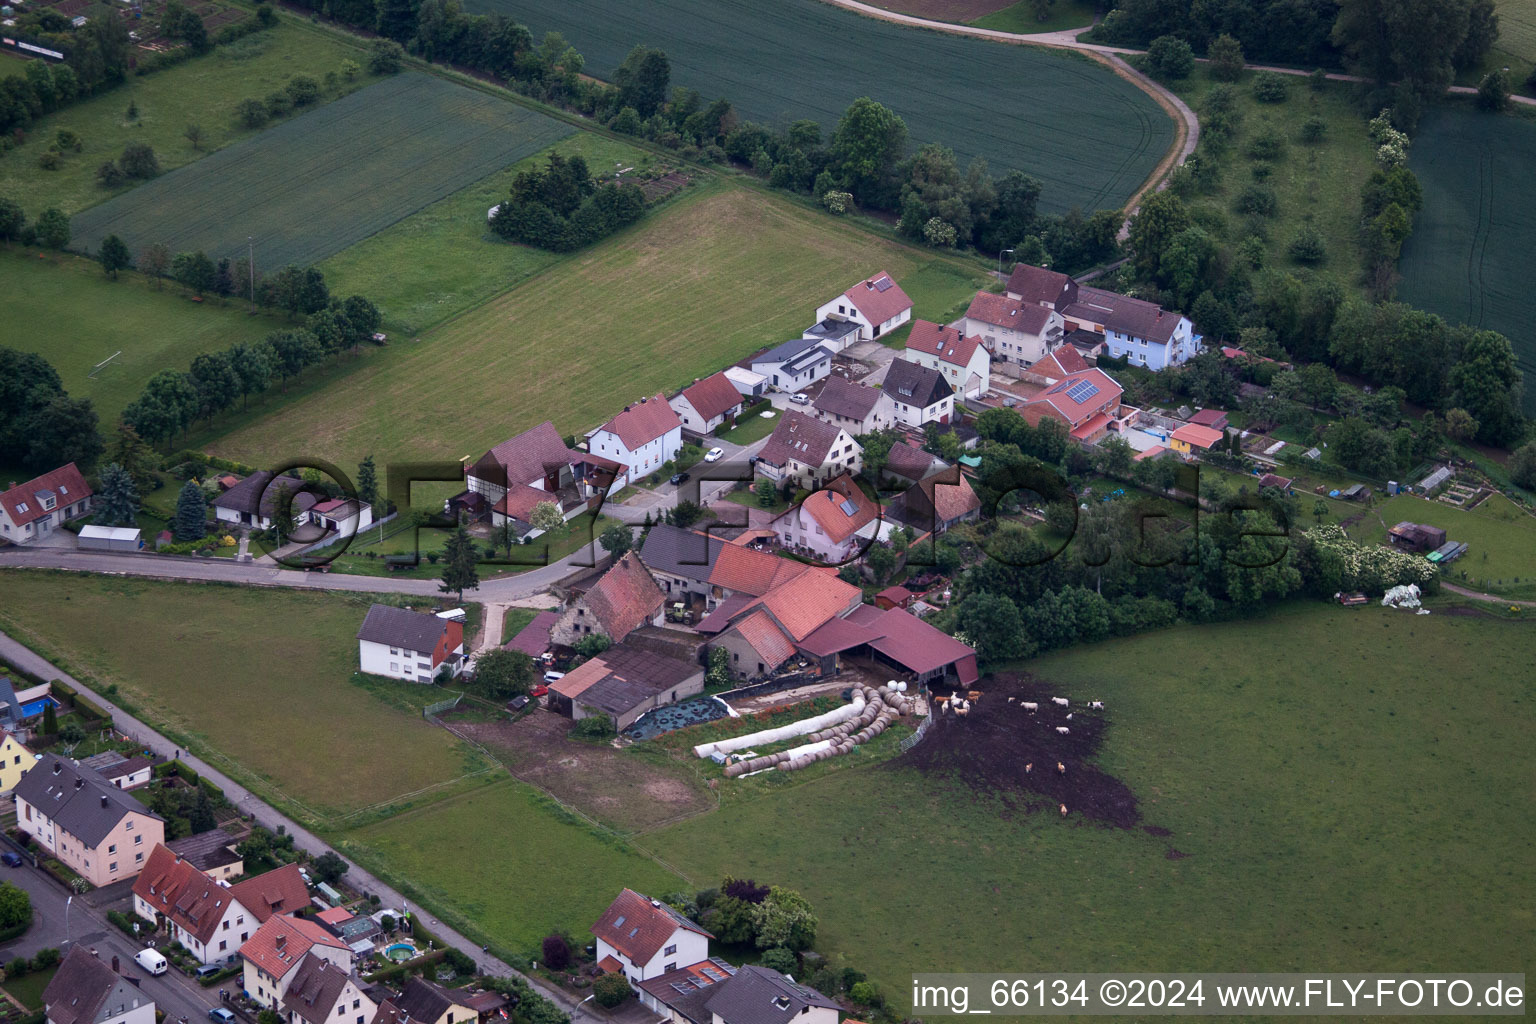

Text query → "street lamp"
[998,248,1014,275]
[63,895,72,947]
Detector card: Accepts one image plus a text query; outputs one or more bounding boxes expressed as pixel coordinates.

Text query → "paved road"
[0,631,609,1024]
[0,856,224,1023]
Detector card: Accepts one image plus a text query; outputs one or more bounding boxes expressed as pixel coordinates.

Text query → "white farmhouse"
[905,319,990,399]
[669,372,745,436]
[591,889,713,987]
[355,604,465,683]
[589,395,684,481]
[882,358,956,428]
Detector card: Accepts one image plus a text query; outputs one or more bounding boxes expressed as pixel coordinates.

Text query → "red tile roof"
[906,320,984,368]
[842,271,912,326]
[876,585,914,607]
[591,889,712,965]
[1171,423,1224,449]
[228,863,310,923]
[917,471,981,524]
[495,483,558,525]
[1025,368,1122,427]
[792,474,878,546]
[0,463,90,528]
[1188,408,1228,427]
[1134,445,1167,462]
[1028,346,1089,382]
[1069,412,1112,440]
[239,915,347,980]
[844,605,978,683]
[1005,263,1075,307]
[883,441,937,482]
[757,411,845,469]
[599,396,682,451]
[504,609,558,656]
[596,955,624,975]
[131,844,238,946]
[480,421,577,489]
[796,615,883,657]
[584,550,665,640]
[759,570,860,641]
[966,292,1054,334]
[677,373,743,423]
[731,610,797,668]
[708,545,807,597]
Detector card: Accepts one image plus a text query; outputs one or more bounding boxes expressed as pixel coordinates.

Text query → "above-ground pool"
[384,943,417,962]
[625,697,729,741]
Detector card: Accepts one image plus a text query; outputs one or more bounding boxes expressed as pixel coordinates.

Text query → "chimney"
[75,778,85,790]
[101,795,109,808]
[276,934,287,951]
[52,763,62,775]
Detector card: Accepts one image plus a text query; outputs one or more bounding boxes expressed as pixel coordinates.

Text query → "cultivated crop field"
[70,72,574,269]
[462,0,1174,214]
[1398,108,1536,415]
[2,251,281,423]
[204,183,990,468]
[0,573,495,824]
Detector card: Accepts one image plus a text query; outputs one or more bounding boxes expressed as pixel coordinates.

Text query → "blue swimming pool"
[20,696,58,719]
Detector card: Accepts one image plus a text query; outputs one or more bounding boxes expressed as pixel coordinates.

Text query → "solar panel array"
[1064,379,1100,404]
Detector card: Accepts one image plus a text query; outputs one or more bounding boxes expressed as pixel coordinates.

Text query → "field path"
[813,0,1197,233]
[1441,582,1536,607]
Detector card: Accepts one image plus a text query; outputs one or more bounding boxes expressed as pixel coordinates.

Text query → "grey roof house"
[44,945,156,1024]
[13,754,166,886]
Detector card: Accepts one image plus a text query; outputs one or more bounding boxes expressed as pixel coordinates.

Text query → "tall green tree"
[830,97,908,207]
[613,45,670,117]
[472,647,534,700]
[35,207,70,249]
[26,395,103,472]
[440,524,480,599]
[1127,191,1189,282]
[172,478,208,541]
[189,351,240,422]
[356,455,379,529]
[108,424,158,491]
[271,481,297,541]
[93,463,141,527]
[228,341,274,407]
[99,235,132,278]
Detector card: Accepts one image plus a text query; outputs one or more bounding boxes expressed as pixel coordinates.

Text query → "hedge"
[49,680,113,724]
[363,949,446,985]
[41,858,90,891]
[0,910,33,943]
[197,964,242,987]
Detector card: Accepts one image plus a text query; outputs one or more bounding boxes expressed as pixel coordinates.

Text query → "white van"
[134,948,168,976]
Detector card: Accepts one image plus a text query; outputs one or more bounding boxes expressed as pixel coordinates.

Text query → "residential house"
[550,551,665,647]
[1187,408,1229,431]
[771,474,879,563]
[1168,423,1225,455]
[904,320,990,399]
[228,863,312,923]
[962,292,1063,367]
[312,907,382,955]
[1020,346,1091,386]
[754,412,862,490]
[898,470,982,535]
[799,317,862,354]
[79,751,153,790]
[0,464,92,546]
[212,473,313,532]
[669,373,745,437]
[639,525,727,610]
[750,338,832,394]
[281,956,376,1024]
[589,397,684,482]
[547,643,704,731]
[131,843,255,964]
[700,966,840,1024]
[1019,368,1126,444]
[356,605,465,683]
[811,378,893,436]
[814,271,913,341]
[1004,262,1077,309]
[723,367,766,399]
[0,731,34,795]
[636,959,739,1023]
[43,945,155,1024]
[13,754,165,887]
[879,441,941,487]
[707,571,864,680]
[1059,284,1198,370]
[464,421,621,529]
[240,917,352,1009]
[309,499,372,538]
[881,360,955,428]
[394,978,477,1024]
[591,888,713,987]
[165,827,244,881]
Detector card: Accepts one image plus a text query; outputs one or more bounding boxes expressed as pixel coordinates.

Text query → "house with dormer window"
[591,889,713,988]
[0,464,92,546]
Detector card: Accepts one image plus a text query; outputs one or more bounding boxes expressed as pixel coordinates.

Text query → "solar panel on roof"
[840,499,858,517]
[873,277,893,292]
[1064,380,1100,403]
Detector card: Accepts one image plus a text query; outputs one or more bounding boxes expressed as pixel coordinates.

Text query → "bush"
[264,91,292,117]
[1300,114,1327,143]
[1146,35,1194,79]
[1287,224,1327,263]
[1252,72,1289,102]
[236,98,268,128]
[1246,123,1286,161]
[849,981,883,1007]
[96,161,126,187]
[285,75,320,107]
[368,39,404,75]
[593,971,632,1008]
[571,716,614,740]
[541,934,571,970]
[759,948,797,975]
[119,141,160,179]
[31,948,60,970]
[1476,69,1510,112]
[1234,184,1278,218]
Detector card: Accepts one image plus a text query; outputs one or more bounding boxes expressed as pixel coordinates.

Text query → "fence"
[422,693,463,719]
[304,510,400,552]
[899,713,935,752]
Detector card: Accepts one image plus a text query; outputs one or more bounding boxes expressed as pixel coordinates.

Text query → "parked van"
[134,949,168,976]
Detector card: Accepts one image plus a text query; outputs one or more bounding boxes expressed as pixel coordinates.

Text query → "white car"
[790,393,811,405]
[704,447,724,462]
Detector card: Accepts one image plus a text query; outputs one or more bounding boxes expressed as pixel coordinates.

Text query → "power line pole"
[248,235,256,313]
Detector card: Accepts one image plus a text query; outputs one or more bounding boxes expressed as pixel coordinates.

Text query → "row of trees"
[0,348,104,473]
[489,152,647,252]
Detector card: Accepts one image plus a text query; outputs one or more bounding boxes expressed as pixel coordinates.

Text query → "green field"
[0,22,374,217]
[70,72,574,269]
[1348,492,1536,598]
[320,131,652,335]
[645,604,1535,1003]
[3,250,284,423]
[1159,66,1378,289]
[460,0,1173,214]
[339,780,683,950]
[970,0,1098,33]
[0,573,494,823]
[204,183,990,467]
[1398,107,1536,415]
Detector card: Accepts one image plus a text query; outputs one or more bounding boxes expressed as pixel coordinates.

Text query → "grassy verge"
[969,0,1098,33]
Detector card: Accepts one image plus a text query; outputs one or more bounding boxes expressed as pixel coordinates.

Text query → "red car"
[530,684,549,698]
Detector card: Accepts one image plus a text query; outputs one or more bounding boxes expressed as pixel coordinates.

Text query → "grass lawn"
[326,513,609,578]
[320,131,655,336]
[1154,65,1378,293]
[1397,106,1536,415]
[970,0,1098,33]
[204,182,989,468]
[2,249,287,423]
[2,965,58,1010]
[502,606,539,641]
[1347,492,1536,597]
[0,20,374,218]
[643,603,1535,1006]
[716,403,780,446]
[337,779,685,953]
[0,572,495,825]
[70,73,574,270]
